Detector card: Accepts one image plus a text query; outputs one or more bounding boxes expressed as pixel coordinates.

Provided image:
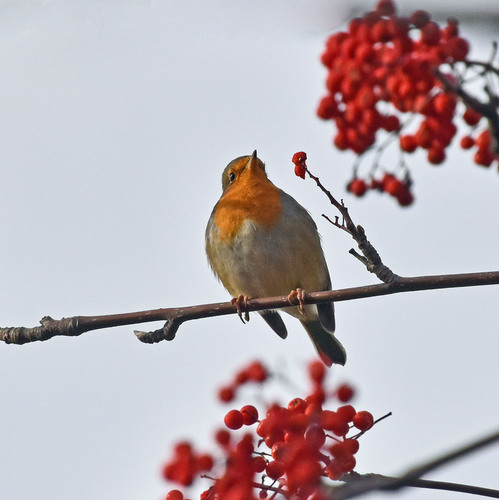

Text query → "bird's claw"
[231,295,250,323]
[288,288,306,316]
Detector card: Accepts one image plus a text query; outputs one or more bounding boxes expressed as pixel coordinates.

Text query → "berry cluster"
[217,360,268,403]
[162,442,214,488]
[163,360,381,500]
[318,0,498,205]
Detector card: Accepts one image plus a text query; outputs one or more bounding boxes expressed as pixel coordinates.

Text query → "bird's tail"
[300,319,346,366]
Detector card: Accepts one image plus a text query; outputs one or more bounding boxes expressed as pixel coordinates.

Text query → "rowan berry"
[460,136,475,149]
[427,146,446,165]
[266,460,285,479]
[348,178,368,197]
[410,10,430,29]
[294,164,306,179]
[376,0,396,16]
[308,359,326,383]
[337,383,355,402]
[353,411,374,431]
[399,134,417,153]
[166,489,184,500]
[218,386,235,403]
[240,405,259,425]
[463,107,482,126]
[214,428,231,446]
[246,361,268,382]
[224,409,244,430]
[474,148,495,167]
[337,405,356,423]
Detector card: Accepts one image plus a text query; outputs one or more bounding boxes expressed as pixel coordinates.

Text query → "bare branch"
[1,271,498,345]
[331,427,499,499]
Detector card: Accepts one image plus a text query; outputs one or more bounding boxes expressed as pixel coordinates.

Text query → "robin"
[205,151,346,366]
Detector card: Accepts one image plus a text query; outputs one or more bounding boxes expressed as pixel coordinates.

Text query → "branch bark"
[331,427,499,499]
[1,271,498,345]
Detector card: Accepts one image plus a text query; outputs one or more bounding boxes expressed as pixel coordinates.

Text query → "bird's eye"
[229,172,236,182]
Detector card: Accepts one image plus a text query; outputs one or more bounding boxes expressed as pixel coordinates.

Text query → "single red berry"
[343,438,360,454]
[348,178,368,197]
[214,428,231,446]
[321,410,350,436]
[337,405,356,423]
[463,107,482,126]
[292,151,307,164]
[460,136,475,149]
[218,386,235,403]
[308,359,326,383]
[266,460,285,479]
[428,146,446,165]
[376,0,396,16]
[399,135,417,153]
[294,164,306,179]
[235,369,250,385]
[410,10,431,29]
[353,411,374,431]
[288,397,308,413]
[421,21,441,46]
[240,405,259,425]
[474,148,495,167]
[196,453,214,471]
[337,384,355,402]
[253,455,267,473]
[246,361,268,382]
[224,409,244,430]
[166,489,184,500]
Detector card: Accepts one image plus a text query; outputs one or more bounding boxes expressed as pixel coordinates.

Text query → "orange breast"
[213,170,282,242]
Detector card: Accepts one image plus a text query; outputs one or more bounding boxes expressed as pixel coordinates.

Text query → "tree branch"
[331,427,499,499]
[1,271,498,345]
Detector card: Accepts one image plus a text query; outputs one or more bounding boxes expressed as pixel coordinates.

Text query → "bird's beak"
[248,150,258,170]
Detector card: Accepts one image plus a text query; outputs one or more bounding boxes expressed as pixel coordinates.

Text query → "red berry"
[463,107,482,126]
[320,410,350,436]
[292,151,307,164]
[337,405,356,423]
[353,411,374,431]
[410,10,430,29]
[460,136,475,149]
[308,359,326,383]
[224,409,244,430]
[421,21,441,46]
[428,146,446,165]
[246,361,268,382]
[474,148,495,167]
[446,36,469,61]
[288,397,307,413]
[376,0,396,16]
[399,134,417,153]
[214,428,231,446]
[337,384,355,402]
[218,386,235,403]
[348,178,368,197]
[196,454,214,471]
[294,164,306,179]
[240,405,259,425]
[166,490,184,500]
[343,438,360,454]
[266,460,285,479]
[253,455,267,473]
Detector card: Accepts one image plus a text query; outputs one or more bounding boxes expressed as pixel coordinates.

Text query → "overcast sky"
[1,1,498,500]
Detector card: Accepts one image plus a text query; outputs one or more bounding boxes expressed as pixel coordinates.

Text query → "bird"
[205,151,346,366]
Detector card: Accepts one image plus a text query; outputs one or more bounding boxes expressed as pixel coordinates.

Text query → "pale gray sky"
[1,1,498,500]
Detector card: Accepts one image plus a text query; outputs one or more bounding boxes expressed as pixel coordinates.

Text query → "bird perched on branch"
[205,151,346,366]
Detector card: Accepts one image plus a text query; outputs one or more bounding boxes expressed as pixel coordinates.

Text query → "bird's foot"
[231,295,250,323]
[288,288,306,316]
